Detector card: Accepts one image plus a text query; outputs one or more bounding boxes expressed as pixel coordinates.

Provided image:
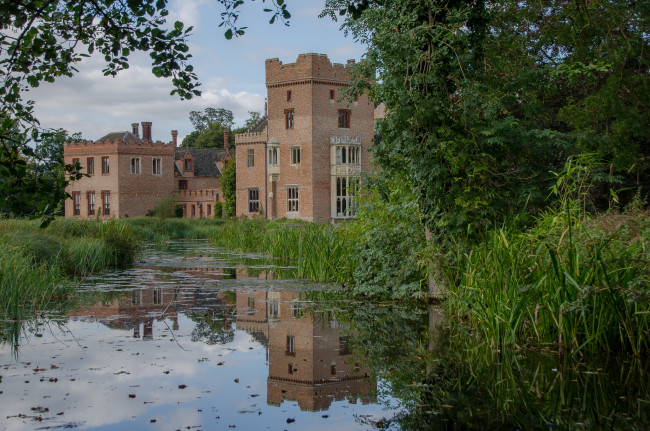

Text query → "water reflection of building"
[69,286,188,339]
[236,290,376,411]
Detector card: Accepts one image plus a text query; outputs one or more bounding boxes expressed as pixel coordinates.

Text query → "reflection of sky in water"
[1,316,397,430]
[0,241,400,430]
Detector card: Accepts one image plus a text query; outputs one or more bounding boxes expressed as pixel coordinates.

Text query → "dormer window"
[184,159,192,172]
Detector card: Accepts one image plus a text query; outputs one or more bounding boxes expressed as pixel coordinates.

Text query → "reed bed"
[0,217,142,316]
[209,219,356,283]
[445,209,650,355]
[123,216,226,243]
[0,240,68,318]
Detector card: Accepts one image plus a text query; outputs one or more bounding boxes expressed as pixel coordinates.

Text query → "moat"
[1,241,648,430]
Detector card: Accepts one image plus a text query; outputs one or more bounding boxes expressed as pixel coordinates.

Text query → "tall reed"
[209,219,356,283]
[0,240,68,318]
[444,209,649,354]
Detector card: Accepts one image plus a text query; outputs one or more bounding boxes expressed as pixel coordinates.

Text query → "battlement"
[63,138,176,157]
[266,53,355,86]
[235,127,268,145]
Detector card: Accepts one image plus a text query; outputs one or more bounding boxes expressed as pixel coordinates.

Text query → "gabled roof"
[174,147,229,177]
[97,131,143,144]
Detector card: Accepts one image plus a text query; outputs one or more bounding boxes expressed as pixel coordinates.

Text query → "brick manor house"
[64,53,377,222]
[63,122,231,219]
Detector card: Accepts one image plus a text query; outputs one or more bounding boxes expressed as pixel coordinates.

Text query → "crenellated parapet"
[64,136,176,157]
[266,53,355,88]
[235,127,268,146]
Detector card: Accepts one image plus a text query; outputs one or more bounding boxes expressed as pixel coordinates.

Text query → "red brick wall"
[64,140,176,219]
[235,53,374,223]
[235,133,267,217]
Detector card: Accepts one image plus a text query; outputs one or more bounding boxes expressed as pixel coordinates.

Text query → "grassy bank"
[0,216,227,317]
[123,216,226,243]
[0,217,139,317]
[444,209,650,354]
[209,218,356,283]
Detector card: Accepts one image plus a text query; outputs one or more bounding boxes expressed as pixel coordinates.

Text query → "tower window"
[285,109,294,129]
[338,109,351,128]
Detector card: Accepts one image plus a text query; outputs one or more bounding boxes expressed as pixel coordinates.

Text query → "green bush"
[153,194,179,219]
[341,173,427,300]
[214,201,224,218]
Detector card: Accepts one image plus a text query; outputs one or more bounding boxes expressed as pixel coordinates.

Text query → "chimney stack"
[141,121,152,141]
[223,128,230,149]
[171,130,178,147]
[131,123,139,137]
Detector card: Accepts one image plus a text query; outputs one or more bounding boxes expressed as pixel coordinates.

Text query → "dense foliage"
[326,0,649,240]
[220,156,237,217]
[342,173,427,299]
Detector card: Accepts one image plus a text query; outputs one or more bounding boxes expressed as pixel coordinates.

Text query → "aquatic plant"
[209,219,355,283]
[444,208,650,354]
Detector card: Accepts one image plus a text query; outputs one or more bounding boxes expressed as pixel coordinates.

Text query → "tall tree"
[182,108,235,149]
[326,0,649,240]
[189,107,235,132]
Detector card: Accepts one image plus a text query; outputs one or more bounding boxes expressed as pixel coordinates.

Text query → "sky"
[27,0,366,144]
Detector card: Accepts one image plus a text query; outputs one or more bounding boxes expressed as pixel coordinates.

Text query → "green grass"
[209,218,356,283]
[123,216,226,243]
[444,209,650,354]
[0,217,141,316]
[0,216,230,316]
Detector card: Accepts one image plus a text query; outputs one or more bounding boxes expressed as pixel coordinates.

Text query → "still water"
[1,241,648,430]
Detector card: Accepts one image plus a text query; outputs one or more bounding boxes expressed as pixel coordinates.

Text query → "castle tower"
[236,53,374,222]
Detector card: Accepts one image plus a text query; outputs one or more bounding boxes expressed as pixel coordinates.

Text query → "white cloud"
[28,52,264,139]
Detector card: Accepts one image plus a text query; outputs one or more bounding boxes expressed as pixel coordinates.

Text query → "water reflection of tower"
[236,290,376,412]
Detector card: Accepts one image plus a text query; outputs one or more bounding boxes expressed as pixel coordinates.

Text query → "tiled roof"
[96,131,143,144]
[174,147,229,177]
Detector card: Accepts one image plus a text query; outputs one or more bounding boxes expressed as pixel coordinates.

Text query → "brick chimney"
[141,121,152,141]
[131,123,139,137]
[171,130,178,147]
[223,128,230,149]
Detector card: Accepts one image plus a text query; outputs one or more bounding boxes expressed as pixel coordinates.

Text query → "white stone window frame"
[286,185,299,213]
[152,157,162,175]
[336,145,361,165]
[268,146,278,166]
[130,157,141,174]
[247,148,255,168]
[335,175,358,218]
[290,146,301,165]
[290,300,302,319]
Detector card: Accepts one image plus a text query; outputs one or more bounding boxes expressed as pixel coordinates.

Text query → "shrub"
[214,201,224,218]
[153,194,179,219]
